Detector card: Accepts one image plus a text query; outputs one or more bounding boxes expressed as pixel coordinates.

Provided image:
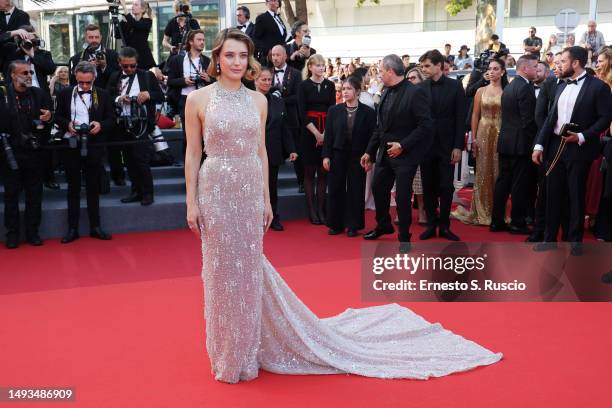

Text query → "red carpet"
[0,211,609,407]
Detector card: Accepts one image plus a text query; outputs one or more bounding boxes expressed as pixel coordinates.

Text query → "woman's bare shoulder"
[247,89,267,113]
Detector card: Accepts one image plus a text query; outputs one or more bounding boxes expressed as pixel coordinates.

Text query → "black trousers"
[269,164,279,220]
[61,146,105,229]
[2,152,44,239]
[420,154,454,229]
[544,155,590,242]
[326,148,367,231]
[108,144,126,182]
[124,137,154,197]
[372,155,418,242]
[532,162,569,238]
[491,154,531,227]
[288,127,304,186]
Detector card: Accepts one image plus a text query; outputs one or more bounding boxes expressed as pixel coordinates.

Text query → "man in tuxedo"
[68,24,119,89]
[0,0,30,34]
[55,61,116,244]
[252,0,287,66]
[107,46,164,206]
[490,54,538,234]
[360,54,433,249]
[532,46,612,255]
[418,49,466,241]
[1,60,53,248]
[236,6,255,38]
[528,52,568,242]
[270,44,303,192]
[166,29,213,154]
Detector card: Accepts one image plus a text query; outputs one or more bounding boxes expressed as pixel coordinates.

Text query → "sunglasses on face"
[19,71,34,76]
[120,64,137,69]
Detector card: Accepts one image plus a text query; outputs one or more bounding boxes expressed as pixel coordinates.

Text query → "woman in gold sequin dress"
[453,59,506,225]
[184,29,502,384]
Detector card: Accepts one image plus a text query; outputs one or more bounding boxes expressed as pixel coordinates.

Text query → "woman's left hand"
[264,201,273,232]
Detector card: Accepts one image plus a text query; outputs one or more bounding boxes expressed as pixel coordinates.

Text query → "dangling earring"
[216,63,220,74]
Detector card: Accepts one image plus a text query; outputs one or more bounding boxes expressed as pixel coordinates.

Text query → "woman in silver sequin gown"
[185,30,502,384]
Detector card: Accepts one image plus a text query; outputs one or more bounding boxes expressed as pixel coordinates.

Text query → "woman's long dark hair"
[489,58,509,89]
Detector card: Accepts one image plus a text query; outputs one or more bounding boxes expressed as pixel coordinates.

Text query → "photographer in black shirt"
[162,0,200,57]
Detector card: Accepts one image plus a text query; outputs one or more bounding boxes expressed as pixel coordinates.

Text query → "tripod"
[107,4,126,49]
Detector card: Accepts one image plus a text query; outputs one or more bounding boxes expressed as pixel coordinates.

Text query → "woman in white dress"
[184,28,502,384]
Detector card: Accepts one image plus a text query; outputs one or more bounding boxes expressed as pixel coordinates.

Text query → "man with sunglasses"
[54,61,116,244]
[107,46,163,206]
[0,60,52,248]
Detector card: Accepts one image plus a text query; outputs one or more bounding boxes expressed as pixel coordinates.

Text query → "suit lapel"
[383,82,405,132]
[570,75,590,123]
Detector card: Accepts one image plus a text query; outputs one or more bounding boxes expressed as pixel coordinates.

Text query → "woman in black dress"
[297,54,335,224]
[119,0,157,69]
[322,76,376,237]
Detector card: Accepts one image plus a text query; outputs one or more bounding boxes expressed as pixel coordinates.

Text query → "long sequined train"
[197,82,502,384]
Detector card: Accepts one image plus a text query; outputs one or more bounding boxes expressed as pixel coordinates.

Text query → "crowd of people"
[0,0,611,264]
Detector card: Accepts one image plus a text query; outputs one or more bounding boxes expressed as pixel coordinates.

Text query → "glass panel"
[157,0,219,63]
[48,23,71,64]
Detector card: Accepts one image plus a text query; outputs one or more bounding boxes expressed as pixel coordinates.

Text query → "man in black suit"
[1,60,53,249]
[270,44,303,192]
[68,24,119,89]
[360,54,433,249]
[532,46,612,255]
[236,6,255,38]
[107,47,164,206]
[255,67,297,231]
[166,29,213,154]
[528,52,567,242]
[0,0,30,34]
[490,54,538,234]
[252,0,287,66]
[55,61,116,244]
[418,49,466,241]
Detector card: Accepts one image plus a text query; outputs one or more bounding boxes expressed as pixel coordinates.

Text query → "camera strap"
[188,56,201,77]
[120,74,137,96]
[72,86,97,124]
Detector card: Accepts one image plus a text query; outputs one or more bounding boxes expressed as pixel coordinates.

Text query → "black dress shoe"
[525,232,544,242]
[5,234,18,249]
[509,224,531,235]
[399,242,412,253]
[270,220,284,231]
[61,229,80,244]
[121,192,143,203]
[140,195,154,206]
[602,270,612,284]
[328,228,343,235]
[570,243,583,257]
[489,223,509,232]
[439,228,460,241]
[363,226,395,240]
[90,227,112,240]
[419,227,437,240]
[26,234,43,246]
[113,178,127,187]
[533,242,558,252]
[346,229,358,237]
[44,181,60,190]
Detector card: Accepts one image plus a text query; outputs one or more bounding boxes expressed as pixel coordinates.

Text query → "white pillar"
[589,0,598,21]
[223,0,238,29]
[496,0,505,40]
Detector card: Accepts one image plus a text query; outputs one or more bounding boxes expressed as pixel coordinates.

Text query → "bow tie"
[78,90,91,96]
[4,12,11,17]
[534,85,540,89]
[120,74,135,80]
[274,69,284,73]
[566,76,585,85]
[237,25,245,29]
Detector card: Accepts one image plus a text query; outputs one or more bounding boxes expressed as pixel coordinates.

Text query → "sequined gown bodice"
[198,83,502,384]
[453,92,502,225]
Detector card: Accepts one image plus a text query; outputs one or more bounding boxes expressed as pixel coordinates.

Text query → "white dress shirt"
[534,71,587,152]
[116,72,141,116]
[65,87,91,139]
[239,21,251,33]
[182,54,201,96]
[4,6,14,25]
[268,10,285,36]
[273,63,287,87]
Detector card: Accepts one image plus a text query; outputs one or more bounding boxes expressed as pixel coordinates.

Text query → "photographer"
[118,0,157,70]
[166,29,212,152]
[286,21,315,72]
[68,24,119,89]
[55,61,116,244]
[1,60,52,249]
[162,0,200,56]
[107,47,163,206]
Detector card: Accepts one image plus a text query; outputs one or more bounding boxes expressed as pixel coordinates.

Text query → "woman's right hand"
[323,158,331,172]
[472,140,479,158]
[187,204,201,236]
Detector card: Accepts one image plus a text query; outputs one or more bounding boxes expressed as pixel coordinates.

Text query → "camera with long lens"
[474,48,509,73]
[0,133,18,170]
[190,73,206,88]
[149,126,169,152]
[16,37,44,51]
[116,96,147,138]
[75,123,91,157]
[106,0,120,16]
